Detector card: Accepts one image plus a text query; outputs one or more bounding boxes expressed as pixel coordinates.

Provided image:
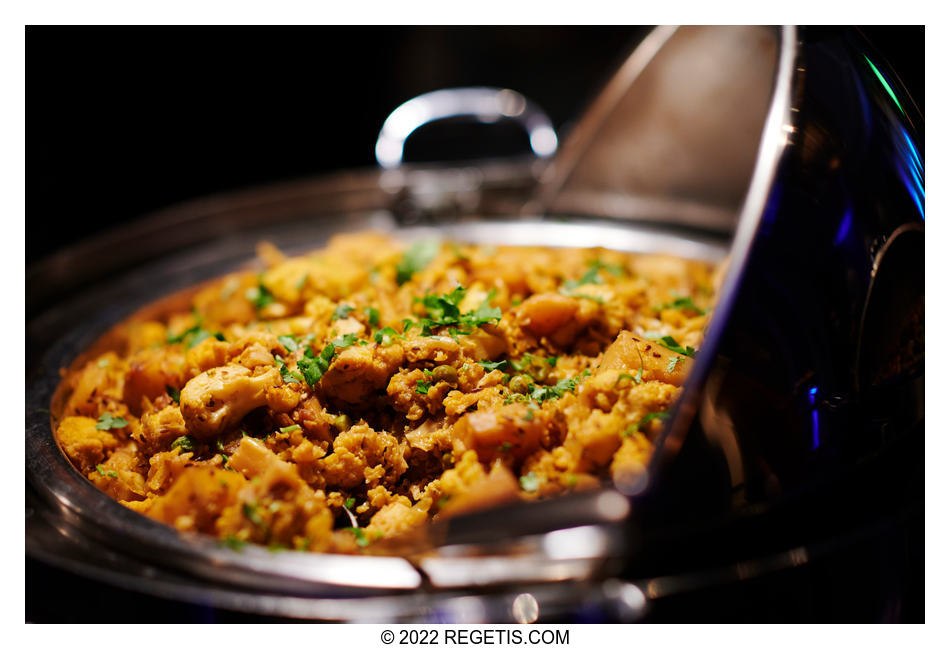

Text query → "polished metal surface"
[26,25,923,620]
[375,87,558,169]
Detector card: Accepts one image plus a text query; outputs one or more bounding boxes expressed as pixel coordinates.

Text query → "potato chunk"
[598,331,693,386]
[180,365,281,438]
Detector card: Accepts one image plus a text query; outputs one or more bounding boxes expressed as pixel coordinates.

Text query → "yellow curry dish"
[51,231,718,554]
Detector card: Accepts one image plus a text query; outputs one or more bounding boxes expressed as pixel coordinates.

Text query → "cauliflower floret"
[320,343,403,404]
[56,415,119,473]
[180,365,281,438]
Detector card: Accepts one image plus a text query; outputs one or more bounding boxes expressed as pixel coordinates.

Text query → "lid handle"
[375,87,558,168]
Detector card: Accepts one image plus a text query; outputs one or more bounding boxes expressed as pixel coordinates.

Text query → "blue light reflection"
[808,386,820,450]
[896,125,924,220]
[835,207,853,246]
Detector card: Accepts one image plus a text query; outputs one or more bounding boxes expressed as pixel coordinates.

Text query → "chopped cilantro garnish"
[275,355,305,384]
[563,266,603,290]
[477,359,508,372]
[623,411,671,436]
[165,385,180,403]
[170,435,195,451]
[529,376,581,402]
[344,526,371,547]
[344,497,356,509]
[545,356,559,367]
[519,472,540,492]
[656,295,706,315]
[329,333,359,348]
[95,413,128,430]
[331,303,355,321]
[363,306,380,327]
[374,326,401,346]
[279,424,301,433]
[295,335,354,388]
[221,535,247,551]
[666,356,685,373]
[558,287,605,303]
[615,373,636,386]
[242,502,265,527]
[410,285,502,335]
[645,334,696,358]
[167,324,225,349]
[245,280,275,311]
[396,239,440,285]
[277,335,299,353]
[416,379,433,395]
[297,347,326,386]
[587,259,626,277]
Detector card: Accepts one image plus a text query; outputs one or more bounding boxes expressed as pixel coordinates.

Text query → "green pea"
[528,363,550,382]
[509,375,531,394]
[432,365,458,384]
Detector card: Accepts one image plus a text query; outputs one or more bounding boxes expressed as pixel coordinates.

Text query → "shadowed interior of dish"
[50,231,720,554]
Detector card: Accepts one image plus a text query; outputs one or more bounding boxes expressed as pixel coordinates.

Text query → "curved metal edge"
[528,25,679,214]
[647,26,798,482]
[375,87,558,169]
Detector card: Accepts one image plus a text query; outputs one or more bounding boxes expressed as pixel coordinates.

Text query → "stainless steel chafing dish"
[26,26,923,622]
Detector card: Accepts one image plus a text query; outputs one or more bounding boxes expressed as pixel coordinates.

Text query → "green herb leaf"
[170,435,195,451]
[221,535,247,551]
[519,472,540,492]
[344,497,356,509]
[296,343,339,387]
[95,412,128,430]
[329,333,359,349]
[331,303,355,321]
[666,355,685,373]
[242,502,265,527]
[373,326,401,346]
[245,281,275,311]
[344,526,370,547]
[363,306,380,327]
[277,335,299,353]
[529,375,582,402]
[166,323,226,349]
[165,385,180,404]
[416,379,433,395]
[587,259,626,277]
[106,470,119,478]
[95,464,106,476]
[656,295,706,315]
[477,359,508,372]
[623,411,671,436]
[655,335,696,358]
[396,239,440,285]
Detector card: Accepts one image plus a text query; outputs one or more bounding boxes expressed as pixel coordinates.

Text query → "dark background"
[25,26,923,266]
